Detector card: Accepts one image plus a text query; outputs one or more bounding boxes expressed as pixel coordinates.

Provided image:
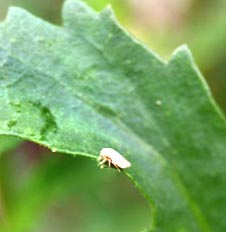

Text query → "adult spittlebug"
[98,148,131,171]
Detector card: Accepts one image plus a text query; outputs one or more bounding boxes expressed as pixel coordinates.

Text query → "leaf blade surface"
[0,1,226,231]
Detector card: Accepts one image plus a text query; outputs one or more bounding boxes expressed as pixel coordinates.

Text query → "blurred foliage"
[0,144,150,232]
[0,136,21,155]
[0,0,226,231]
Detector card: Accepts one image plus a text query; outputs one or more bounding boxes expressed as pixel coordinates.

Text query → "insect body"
[98,148,131,171]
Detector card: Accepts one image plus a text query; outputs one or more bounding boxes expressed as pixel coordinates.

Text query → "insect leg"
[108,159,111,167]
[112,163,121,172]
[98,158,107,166]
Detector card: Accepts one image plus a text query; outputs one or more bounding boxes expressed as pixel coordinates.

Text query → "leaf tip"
[4,6,25,22]
[170,44,193,61]
[168,44,198,70]
[63,0,96,15]
[101,4,114,16]
[62,0,98,26]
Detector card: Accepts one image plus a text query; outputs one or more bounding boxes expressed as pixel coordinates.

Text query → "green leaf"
[0,0,226,231]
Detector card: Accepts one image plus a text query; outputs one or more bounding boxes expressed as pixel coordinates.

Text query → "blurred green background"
[0,0,226,231]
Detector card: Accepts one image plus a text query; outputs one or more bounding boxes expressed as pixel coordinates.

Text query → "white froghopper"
[98,148,131,171]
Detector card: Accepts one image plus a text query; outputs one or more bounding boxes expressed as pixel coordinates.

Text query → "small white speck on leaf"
[108,33,113,38]
[10,38,17,44]
[155,99,162,106]
[125,59,132,64]
[35,36,44,42]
